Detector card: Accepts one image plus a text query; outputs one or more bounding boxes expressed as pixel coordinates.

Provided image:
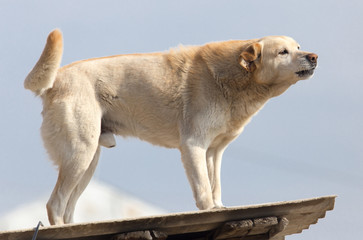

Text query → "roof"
[0,195,335,240]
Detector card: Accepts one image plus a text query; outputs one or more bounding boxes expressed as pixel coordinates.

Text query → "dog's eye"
[279,49,289,55]
[297,46,300,50]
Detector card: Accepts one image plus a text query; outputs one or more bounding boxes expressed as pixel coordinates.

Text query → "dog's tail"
[24,29,63,95]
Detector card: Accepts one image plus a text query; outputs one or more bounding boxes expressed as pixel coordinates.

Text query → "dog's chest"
[226,100,266,135]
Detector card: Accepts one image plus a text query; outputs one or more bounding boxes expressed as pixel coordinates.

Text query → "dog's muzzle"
[296,53,318,78]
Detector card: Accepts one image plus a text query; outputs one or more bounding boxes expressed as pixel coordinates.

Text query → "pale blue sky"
[0,1,362,239]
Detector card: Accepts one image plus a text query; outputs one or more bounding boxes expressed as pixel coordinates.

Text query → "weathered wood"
[220,234,271,240]
[215,217,282,239]
[248,217,278,235]
[215,219,253,239]
[112,230,167,240]
[0,195,335,240]
[269,217,289,239]
[150,230,167,240]
[113,231,153,240]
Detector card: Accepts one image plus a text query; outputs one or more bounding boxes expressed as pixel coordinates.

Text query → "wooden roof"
[0,195,335,240]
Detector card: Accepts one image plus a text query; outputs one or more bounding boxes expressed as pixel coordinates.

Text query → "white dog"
[25,29,317,225]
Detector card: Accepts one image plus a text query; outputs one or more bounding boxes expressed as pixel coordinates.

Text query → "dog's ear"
[239,42,262,72]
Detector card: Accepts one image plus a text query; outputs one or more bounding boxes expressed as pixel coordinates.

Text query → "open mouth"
[296,69,315,78]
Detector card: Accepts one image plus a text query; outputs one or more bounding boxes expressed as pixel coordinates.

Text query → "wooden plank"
[215,219,253,239]
[269,217,289,239]
[0,195,335,240]
[113,231,153,240]
[248,217,278,235]
[215,217,279,239]
[112,230,167,240]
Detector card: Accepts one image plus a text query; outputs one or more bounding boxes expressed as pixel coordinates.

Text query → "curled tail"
[24,29,63,95]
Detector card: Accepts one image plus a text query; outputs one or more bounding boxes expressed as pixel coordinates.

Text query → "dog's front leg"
[207,147,225,208]
[180,140,214,210]
[206,136,236,209]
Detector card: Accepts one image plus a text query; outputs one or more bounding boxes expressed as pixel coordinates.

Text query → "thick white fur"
[25,29,317,225]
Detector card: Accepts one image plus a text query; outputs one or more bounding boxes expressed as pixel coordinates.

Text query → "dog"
[24,29,317,225]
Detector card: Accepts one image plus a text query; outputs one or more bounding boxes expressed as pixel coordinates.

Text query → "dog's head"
[239,36,318,87]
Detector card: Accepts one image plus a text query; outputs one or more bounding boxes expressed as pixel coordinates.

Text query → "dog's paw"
[212,205,227,210]
[212,200,225,209]
[99,132,116,148]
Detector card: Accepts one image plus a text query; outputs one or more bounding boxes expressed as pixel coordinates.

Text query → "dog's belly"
[101,109,181,149]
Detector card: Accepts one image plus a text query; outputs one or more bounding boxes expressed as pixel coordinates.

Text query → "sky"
[0,0,362,239]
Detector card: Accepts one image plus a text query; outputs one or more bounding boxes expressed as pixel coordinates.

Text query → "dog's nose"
[306,53,318,64]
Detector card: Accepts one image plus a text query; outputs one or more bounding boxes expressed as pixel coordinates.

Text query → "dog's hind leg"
[46,138,100,225]
[63,145,101,223]
[43,100,102,225]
